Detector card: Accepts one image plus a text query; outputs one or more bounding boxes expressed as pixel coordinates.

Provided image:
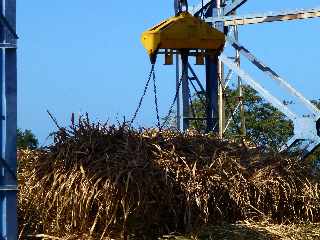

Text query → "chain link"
[130,64,155,125]
[188,83,201,130]
[152,67,161,129]
[131,63,185,131]
[161,75,183,129]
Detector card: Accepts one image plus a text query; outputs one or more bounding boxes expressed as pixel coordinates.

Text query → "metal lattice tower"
[182,0,320,137]
[167,0,320,155]
[0,0,17,238]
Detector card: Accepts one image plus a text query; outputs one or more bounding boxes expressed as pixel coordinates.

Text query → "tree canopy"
[188,85,294,149]
[17,128,38,150]
[165,85,319,152]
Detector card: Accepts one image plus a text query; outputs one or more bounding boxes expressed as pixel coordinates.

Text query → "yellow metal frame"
[141,12,226,59]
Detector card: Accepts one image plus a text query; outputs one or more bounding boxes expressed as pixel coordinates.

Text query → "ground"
[159,223,320,240]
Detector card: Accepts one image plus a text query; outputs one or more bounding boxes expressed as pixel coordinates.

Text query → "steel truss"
[173,0,320,156]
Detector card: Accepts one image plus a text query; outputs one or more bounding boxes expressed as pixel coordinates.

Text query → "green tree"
[163,93,319,153]
[188,85,294,149]
[17,128,38,150]
[225,86,293,149]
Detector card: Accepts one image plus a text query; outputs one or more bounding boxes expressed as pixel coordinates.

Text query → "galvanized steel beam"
[209,7,320,26]
[219,53,298,121]
[220,53,320,155]
[227,37,320,119]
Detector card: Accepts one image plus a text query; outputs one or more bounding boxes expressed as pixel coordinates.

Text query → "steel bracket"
[0,185,17,191]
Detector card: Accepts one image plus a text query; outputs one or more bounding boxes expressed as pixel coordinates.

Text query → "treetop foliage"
[17,128,38,150]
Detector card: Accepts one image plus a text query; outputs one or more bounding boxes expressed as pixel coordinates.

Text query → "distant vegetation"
[17,128,38,149]
[165,85,320,152]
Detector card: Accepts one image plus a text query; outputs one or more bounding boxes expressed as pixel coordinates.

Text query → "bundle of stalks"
[18,116,320,239]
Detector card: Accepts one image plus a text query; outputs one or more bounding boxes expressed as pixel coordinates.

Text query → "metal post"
[234,25,246,136]
[203,0,221,133]
[0,0,4,233]
[0,0,17,239]
[218,57,225,137]
[216,0,225,138]
[181,51,190,131]
[205,53,219,132]
[176,54,181,130]
[0,44,4,240]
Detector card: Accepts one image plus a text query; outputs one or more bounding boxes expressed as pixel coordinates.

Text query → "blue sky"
[17,1,320,145]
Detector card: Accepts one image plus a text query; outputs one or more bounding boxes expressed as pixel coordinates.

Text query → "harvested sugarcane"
[18,116,320,239]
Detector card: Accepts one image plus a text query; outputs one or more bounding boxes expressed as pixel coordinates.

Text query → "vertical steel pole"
[0,42,4,240]
[206,0,225,136]
[176,54,181,130]
[0,0,5,235]
[0,0,17,239]
[4,47,17,240]
[205,0,218,132]
[218,58,225,137]
[205,54,218,132]
[216,0,225,138]
[234,25,246,136]
[181,51,190,131]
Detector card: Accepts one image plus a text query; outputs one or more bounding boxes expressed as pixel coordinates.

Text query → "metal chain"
[188,83,200,130]
[130,64,155,125]
[161,75,183,129]
[152,67,161,129]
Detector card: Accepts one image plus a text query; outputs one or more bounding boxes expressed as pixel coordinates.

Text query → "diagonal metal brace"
[191,0,211,16]
[219,53,297,121]
[223,0,248,16]
[0,157,17,181]
[220,53,320,156]
[187,63,205,93]
[0,13,18,39]
[227,37,320,118]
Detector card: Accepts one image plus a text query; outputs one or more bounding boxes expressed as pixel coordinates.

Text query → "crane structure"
[141,0,320,157]
[0,0,17,239]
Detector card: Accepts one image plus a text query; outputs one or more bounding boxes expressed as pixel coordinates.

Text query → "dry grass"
[18,116,320,239]
[246,222,320,240]
[168,222,320,240]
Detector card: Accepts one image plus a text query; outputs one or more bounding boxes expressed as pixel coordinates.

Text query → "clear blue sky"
[17,1,320,145]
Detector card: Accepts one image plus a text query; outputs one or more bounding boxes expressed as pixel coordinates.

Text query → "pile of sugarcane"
[18,116,320,239]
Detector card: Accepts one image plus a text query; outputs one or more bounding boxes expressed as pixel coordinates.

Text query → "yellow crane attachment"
[141,12,226,63]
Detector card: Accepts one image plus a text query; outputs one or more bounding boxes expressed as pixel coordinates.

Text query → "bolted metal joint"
[164,49,174,65]
[195,50,205,65]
